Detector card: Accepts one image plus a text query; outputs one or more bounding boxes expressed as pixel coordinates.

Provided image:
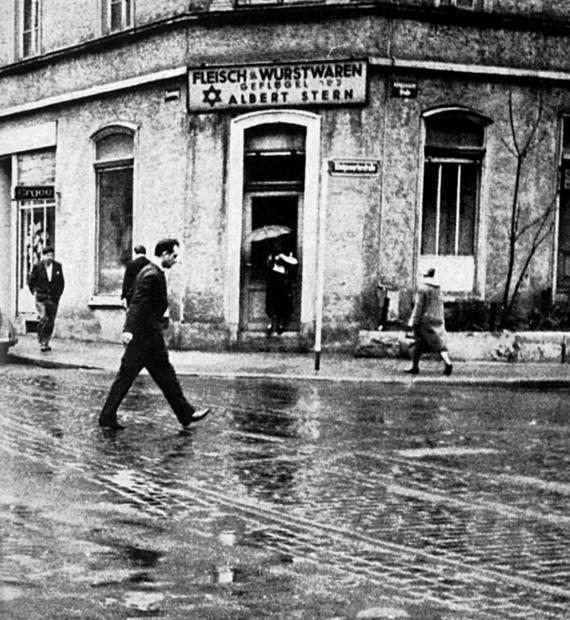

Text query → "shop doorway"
[17,198,56,315]
[241,192,302,331]
[239,123,305,333]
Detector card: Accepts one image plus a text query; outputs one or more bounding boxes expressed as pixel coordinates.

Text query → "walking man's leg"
[145,335,209,426]
[42,300,58,349]
[99,339,144,429]
[35,300,48,349]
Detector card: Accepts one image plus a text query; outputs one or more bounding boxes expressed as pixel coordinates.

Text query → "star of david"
[202,84,222,107]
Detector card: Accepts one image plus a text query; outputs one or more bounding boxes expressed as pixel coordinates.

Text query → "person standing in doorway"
[405,267,453,376]
[265,237,298,336]
[27,246,65,353]
[99,238,210,431]
[121,244,150,308]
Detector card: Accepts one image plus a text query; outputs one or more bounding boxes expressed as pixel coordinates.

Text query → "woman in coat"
[406,267,453,375]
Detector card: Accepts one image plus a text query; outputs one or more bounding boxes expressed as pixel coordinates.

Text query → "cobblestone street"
[1,366,569,619]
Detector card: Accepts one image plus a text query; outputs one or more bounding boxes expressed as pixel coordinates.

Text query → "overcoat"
[408,278,447,352]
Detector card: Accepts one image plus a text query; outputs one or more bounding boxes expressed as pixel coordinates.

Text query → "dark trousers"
[36,298,58,346]
[99,330,196,425]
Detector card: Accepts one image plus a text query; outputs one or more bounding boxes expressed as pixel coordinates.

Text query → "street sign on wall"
[329,159,379,176]
[188,59,368,112]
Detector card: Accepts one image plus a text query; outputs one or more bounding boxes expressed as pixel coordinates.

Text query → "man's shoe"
[404,367,419,375]
[182,407,210,427]
[443,364,453,376]
[40,345,51,352]
[99,418,125,431]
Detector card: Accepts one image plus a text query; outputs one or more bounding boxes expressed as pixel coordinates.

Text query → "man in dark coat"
[99,238,210,431]
[27,246,65,352]
[121,244,150,307]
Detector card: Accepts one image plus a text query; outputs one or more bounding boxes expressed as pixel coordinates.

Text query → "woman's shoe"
[443,363,453,376]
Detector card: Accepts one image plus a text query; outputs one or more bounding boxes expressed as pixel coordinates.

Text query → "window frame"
[418,107,491,294]
[90,125,136,304]
[19,0,41,59]
[102,0,134,35]
[421,156,480,258]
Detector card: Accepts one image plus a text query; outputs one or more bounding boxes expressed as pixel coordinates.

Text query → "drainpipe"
[314,159,329,371]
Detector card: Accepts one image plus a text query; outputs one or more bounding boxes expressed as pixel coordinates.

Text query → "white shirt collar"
[151,256,165,272]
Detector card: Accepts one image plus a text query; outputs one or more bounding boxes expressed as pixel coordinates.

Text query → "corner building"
[1,0,570,349]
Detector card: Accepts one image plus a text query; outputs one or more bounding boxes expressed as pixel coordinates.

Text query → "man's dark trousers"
[99,329,196,426]
[36,298,59,347]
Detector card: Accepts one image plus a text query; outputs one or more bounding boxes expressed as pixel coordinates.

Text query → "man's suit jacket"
[121,255,150,304]
[124,263,168,336]
[28,260,65,302]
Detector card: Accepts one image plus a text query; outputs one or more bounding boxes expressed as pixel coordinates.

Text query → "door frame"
[16,197,57,315]
[225,110,321,341]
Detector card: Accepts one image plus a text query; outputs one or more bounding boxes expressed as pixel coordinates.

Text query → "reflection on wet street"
[0,366,569,619]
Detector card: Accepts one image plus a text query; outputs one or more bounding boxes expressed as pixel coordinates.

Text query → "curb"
[8,353,570,388]
[7,353,102,371]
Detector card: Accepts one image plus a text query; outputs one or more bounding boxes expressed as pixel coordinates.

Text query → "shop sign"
[329,159,379,176]
[14,185,55,200]
[391,81,418,99]
[188,59,368,112]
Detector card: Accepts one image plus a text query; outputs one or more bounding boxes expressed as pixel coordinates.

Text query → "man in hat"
[99,238,210,431]
[405,267,453,375]
[27,246,65,352]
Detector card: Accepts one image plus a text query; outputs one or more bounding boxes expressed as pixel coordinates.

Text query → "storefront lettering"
[188,59,367,112]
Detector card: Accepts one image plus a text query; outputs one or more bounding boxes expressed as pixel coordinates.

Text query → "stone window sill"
[88,296,123,309]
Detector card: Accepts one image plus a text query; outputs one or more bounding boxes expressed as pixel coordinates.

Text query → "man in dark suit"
[99,238,210,431]
[27,246,65,352]
[121,244,150,307]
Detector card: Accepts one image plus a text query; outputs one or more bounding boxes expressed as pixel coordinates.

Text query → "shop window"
[420,109,488,291]
[19,0,41,58]
[93,128,134,297]
[102,0,133,34]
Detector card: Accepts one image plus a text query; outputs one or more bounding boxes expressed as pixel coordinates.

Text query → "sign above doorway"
[14,185,55,200]
[188,59,368,112]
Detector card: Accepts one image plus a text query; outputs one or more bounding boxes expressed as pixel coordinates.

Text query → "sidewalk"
[7,333,570,387]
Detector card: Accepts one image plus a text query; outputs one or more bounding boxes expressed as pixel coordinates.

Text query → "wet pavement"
[1,365,569,619]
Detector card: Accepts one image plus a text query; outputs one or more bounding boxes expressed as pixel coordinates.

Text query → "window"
[420,109,489,291]
[20,0,41,58]
[93,127,134,297]
[103,0,133,34]
[557,117,570,289]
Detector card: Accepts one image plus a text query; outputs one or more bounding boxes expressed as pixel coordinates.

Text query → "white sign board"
[329,159,379,175]
[188,59,368,112]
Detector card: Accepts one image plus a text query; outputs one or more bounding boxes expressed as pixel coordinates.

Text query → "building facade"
[1,0,570,349]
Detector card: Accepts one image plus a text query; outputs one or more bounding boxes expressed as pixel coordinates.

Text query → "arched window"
[420,108,490,291]
[92,125,134,296]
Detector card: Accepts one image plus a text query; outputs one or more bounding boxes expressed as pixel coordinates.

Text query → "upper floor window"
[20,0,41,58]
[102,0,133,34]
[92,125,135,297]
